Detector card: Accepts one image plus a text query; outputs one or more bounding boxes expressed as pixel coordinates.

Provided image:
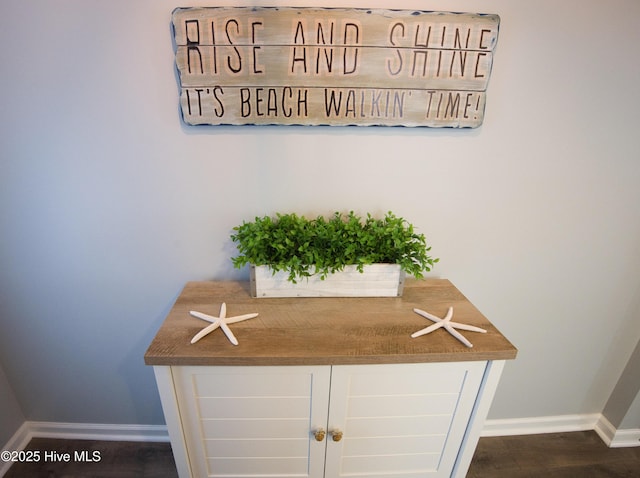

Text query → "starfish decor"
[189,303,258,346]
[411,306,487,348]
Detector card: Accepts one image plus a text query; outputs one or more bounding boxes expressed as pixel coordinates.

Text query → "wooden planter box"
[250,264,405,298]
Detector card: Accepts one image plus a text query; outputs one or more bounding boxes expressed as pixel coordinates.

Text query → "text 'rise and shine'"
[181,17,495,79]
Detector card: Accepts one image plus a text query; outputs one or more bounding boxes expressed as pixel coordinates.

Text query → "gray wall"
[1,0,640,427]
[602,337,640,429]
[620,393,640,430]
[0,364,25,446]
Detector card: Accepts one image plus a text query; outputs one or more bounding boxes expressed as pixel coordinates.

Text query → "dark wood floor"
[468,431,640,478]
[4,431,639,477]
[3,437,178,478]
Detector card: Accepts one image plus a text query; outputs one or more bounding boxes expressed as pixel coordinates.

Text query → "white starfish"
[411,306,487,348]
[189,303,258,346]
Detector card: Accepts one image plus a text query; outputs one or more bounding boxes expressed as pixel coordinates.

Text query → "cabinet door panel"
[193,371,314,397]
[347,393,459,418]
[201,418,310,440]
[197,396,313,419]
[326,362,486,478]
[342,435,446,456]
[207,457,311,476]
[173,365,330,478]
[341,453,442,475]
[205,438,310,457]
[345,415,453,437]
[346,370,469,396]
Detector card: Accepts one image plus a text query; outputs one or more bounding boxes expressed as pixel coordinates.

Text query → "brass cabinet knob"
[331,430,343,442]
[314,428,326,442]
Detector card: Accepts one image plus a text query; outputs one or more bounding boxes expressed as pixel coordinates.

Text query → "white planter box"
[250,264,405,298]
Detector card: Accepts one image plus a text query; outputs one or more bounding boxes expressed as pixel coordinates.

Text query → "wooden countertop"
[144,279,517,366]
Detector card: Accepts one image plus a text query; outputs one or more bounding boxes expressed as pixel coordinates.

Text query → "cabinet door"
[173,365,331,478]
[324,362,486,478]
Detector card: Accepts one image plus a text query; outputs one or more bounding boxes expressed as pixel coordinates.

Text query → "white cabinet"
[172,365,330,477]
[324,362,485,478]
[159,361,492,478]
[146,281,516,478]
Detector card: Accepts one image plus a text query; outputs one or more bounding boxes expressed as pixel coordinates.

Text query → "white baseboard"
[481,413,601,437]
[2,414,637,477]
[0,422,31,477]
[609,429,640,447]
[594,414,640,448]
[482,413,639,448]
[26,421,169,442]
[3,421,169,445]
[1,421,170,476]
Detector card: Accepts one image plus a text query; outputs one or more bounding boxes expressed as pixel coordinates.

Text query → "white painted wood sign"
[172,7,500,127]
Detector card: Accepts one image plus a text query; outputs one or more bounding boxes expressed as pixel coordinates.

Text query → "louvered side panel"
[325,362,486,478]
[173,366,331,478]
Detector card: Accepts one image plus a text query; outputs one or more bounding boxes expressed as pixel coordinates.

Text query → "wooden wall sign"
[172,7,500,128]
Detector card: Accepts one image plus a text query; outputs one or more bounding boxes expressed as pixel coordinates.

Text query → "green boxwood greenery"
[231,211,439,283]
